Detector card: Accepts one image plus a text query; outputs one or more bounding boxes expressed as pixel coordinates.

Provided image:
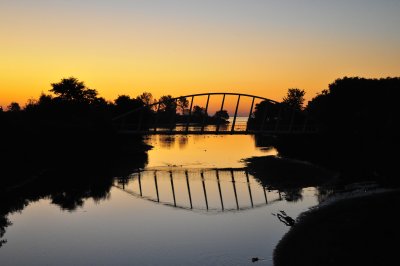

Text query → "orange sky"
[1,1,399,109]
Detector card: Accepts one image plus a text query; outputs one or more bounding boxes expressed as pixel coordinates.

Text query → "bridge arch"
[112,92,314,135]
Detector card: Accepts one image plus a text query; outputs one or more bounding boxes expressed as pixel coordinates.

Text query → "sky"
[1,0,399,109]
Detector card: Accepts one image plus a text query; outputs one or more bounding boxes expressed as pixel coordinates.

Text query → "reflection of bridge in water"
[114,169,285,213]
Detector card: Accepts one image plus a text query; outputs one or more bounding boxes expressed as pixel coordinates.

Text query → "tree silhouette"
[247,100,280,130]
[50,77,98,103]
[214,110,229,120]
[193,105,206,118]
[136,92,153,106]
[304,77,400,183]
[7,102,21,112]
[177,97,189,114]
[282,88,305,111]
[158,95,177,113]
[114,95,143,115]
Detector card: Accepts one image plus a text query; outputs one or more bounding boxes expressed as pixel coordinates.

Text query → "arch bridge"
[112,92,316,135]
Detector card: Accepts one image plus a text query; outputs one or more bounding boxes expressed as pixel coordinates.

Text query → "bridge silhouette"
[112,93,316,135]
[114,168,292,213]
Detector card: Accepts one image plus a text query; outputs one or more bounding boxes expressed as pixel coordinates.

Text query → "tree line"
[279,77,399,184]
[3,76,398,137]
[0,77,229,129]
[248,77,399,136]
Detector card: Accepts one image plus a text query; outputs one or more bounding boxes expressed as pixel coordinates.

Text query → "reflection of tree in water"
[281,188,303,202]
[246,155,333,191]
[244,154,338,206]
[1,194,33,247]
[156,135,190,150]
[178,136,188,149]
[0,216,11,247]
[315,187,336,204]
[0,172,114,245]
[49,176,113,211]
[0,151,147,248]
[158,135,176,149]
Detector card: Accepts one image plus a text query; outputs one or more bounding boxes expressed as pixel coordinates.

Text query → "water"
[144,134,275,168]
[0,134,321,266]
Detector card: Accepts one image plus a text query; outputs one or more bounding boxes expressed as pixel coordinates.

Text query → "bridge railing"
[112,92,316,135]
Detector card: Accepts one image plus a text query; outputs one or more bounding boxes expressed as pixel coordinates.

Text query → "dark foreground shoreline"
[273,189,400,266]
[244,154,400,266]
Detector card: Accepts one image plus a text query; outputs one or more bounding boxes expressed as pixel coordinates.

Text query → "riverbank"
[0,124,152,191]
[244,153,400,265]
[273,188,400,266]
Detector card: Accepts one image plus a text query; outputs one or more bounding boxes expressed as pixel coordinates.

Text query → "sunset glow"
[1,0,399,108]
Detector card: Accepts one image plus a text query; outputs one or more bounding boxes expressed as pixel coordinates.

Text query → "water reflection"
[0,150,148,248]
[144,134,277,168]
[0,134,328,266]
[115,168,300,213]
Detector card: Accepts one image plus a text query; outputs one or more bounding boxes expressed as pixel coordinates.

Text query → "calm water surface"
[1,135,320,266]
